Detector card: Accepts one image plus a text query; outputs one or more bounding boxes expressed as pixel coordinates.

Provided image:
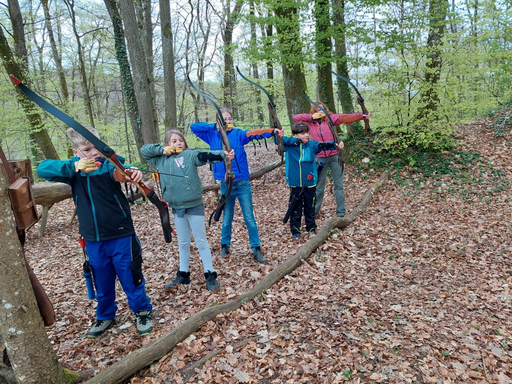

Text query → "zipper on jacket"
[114,194,128,218]
[86,175,101,241]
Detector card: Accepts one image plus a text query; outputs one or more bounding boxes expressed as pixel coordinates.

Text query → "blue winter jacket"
[190,122,273,182]
[37,156,135,242]
[279,136,338,188]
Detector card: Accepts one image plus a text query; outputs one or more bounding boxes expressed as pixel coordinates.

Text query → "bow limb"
[187,75,234,224]
[9,74,174,243]
[329,69,371,137]
[303,92,345,174]
[235,66,284,158]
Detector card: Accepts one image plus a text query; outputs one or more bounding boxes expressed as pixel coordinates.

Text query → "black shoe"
[86,319,114,338]
[252,246,266,263]
[165,271,191,289]
[204,271,219,291]
[219,244,230,257]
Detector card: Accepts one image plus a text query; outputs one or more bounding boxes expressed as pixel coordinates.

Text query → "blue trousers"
[219,180,260,248]
[86,235,152,320]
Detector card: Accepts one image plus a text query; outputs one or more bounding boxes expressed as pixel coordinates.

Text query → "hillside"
[23,120,512,383]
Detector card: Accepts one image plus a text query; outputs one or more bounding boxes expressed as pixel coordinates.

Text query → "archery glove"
[197,152,224,163]
[163,146,183,155]
[312,112,325,119]
[75,159,98,173]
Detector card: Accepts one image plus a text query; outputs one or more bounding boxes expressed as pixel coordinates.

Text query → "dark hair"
[164,129,188,149]
[291,122,309,135]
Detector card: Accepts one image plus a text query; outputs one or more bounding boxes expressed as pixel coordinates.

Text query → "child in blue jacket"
[37,126,153,338]
[190,108,275,263]
[275,122,344,238]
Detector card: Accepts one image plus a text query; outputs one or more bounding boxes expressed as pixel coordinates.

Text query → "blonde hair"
[66,125,100,149]
[164,129,188,149]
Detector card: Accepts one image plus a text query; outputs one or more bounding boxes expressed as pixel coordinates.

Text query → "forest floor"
[23,118,512,384]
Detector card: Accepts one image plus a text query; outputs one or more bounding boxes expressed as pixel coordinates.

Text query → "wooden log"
[84,170,390,384]
[202,159,283,192]
[32,182,72,206]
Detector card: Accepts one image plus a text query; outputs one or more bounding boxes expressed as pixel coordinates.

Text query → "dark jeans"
[289,186,317,236]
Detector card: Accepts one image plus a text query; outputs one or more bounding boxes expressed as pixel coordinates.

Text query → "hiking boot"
[86,319,114,338]
[252,246,266,263]
[219,244,230,257]
[165,271,190,289]
[204,271,219,291]
[135,310,153,336]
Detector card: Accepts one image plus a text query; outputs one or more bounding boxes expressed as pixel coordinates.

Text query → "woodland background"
[0,0,511,383]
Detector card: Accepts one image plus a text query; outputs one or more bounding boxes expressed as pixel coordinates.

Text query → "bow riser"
[187,75,234,224]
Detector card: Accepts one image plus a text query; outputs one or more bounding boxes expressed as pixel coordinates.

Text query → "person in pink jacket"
[293,102,369,218]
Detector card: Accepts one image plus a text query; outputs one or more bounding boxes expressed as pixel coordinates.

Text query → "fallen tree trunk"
[202,159,283,192]
[85,170,390,384]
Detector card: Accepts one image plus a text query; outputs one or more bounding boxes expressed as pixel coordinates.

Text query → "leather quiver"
[8,177,38,230]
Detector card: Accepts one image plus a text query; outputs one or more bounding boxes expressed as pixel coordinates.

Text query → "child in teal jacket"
[141,130,234,291]
[275,123,344,238]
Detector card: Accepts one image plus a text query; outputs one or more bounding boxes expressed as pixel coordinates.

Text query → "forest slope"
[23,120,512,383]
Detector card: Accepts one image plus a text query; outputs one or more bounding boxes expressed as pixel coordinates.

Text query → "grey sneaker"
[135,310,153,336]
[86,319,114,338]
[219,244,230,257]
[252,246,267,263]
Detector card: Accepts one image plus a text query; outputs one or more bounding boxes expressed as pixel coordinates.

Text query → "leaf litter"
[23,123,512,383]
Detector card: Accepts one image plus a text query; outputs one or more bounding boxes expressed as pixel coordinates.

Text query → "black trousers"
[289,186,317,235]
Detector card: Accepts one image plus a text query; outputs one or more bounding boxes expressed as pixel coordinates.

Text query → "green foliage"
[372,120,456,155]
[356,145,510,202]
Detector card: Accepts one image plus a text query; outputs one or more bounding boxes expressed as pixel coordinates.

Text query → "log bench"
[32,180,150,237]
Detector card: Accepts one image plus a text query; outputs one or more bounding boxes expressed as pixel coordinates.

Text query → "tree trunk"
[104,0,145,160]
[332,0,354,115]
[159,0,178,129]
[41,0,69,103]
[136,0,157,121]
[249,0,264,123]
[263,13,275,129]
[0,176,77,384]
[118,0,159,144]
[222,0,244,114]
[0,20,59,160]
[274,1,310,126]
[84,171,390,384]
[415,0,448,122]
[314,0,336,112]
[63,0,96,128]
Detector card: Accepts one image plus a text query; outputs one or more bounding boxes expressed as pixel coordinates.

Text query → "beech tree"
[0,175,77,384]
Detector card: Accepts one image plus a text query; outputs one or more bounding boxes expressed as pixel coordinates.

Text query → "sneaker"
[292,233,301,239]
[86,319,114,338]
[165,270,191,289]
[204,271,219,291]
[252,246,267,263]
[135,310,153,336]
[219,244,230,257]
